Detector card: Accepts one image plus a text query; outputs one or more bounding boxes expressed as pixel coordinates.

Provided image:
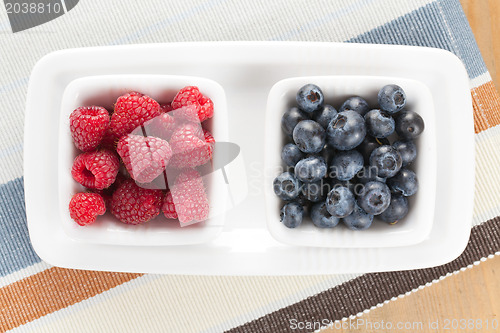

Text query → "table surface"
[322,1,500,332]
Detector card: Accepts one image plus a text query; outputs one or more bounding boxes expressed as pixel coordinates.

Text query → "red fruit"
[169,123,213,168]
[71,149,120,190]
[142,112,176,140]
[170,169,209,224]
[162,190,178,219]
[117,134,173,183]
[110,92,161,138]
[69,192,106,226]
[160,103,174,113]
[69,106,110,152]
[99,128,118,150]
[111,179,163,225]
[203,128,215,146]
[171,86,214,122]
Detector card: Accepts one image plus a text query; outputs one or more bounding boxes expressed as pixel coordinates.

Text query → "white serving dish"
[24,42,474,274]
[58,75,229,246]
[265,76,437,248]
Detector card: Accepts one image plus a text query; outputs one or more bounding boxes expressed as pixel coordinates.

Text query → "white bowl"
[265,75,437,248]
[58,75,229,246]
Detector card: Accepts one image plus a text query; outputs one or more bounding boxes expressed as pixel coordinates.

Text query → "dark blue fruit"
[273,172,302,201]
[379,194,409,223]
[355,166,386,184]
[326,110,366,150]
[312,104,338,129]
[330,150,364,181]
[395,110,425,140]
[357,181,391,215]
[280,202,304,228]
[330,178,357,195]
[281,106,309,137]
[296,84,324,113]
[392,140,417,167]
[378,84,406,114]
[369,145,403,178]
[292,120,325,153]
[342,202,374,230]
[387,169,418,196]
[310,202,340,228]
[357,136,390,162]
[321,144,336,165]
[339,96,370,116]
[301,180,327,202]
[364,109,395,138]
[294,156,327,183]
[281,143,305,167]
[326,186,355,218]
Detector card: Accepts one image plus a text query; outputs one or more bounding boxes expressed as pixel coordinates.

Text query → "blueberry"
[326,186,355,218]
[294,191,309,206]
[364,109,395,138]
[321,144,336,165]
[326,110,366,150]
[281,143,305,167]
[357,136,390,162]
[355,166,386,184]
[292,120,326,153]
[301,180,327,202]
[379,194,409,223]
[312,104,338,128]
[273,172,302,201]
[339,96,370,116]
[342,202,374,230]
[369,145,403,178]
[330,150,364,181]
[378,84,406,114]
[392,140,417,167]
[280,202,304,228]
[281,107,309,137]
[310,202,340,228]
[395,110,425,140]
[387,169,418,196]
[357,181,391,215]
[296,84,324,113]
[295,156,327,183]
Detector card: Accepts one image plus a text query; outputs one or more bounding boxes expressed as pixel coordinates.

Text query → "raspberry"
[71,149,120,190]
[169,123,213,168]
[69,106,110,152]
[160,103,174,113]
[142,112,176,140]
[99,128,118,150]
[110,92,161,138]
[110,179,163,224]
[162,190,178,219]
[203,128,215,146]
[171,86,214,122]
[69,192,106,226]
[170,169,209,224]
[117,134,173,184]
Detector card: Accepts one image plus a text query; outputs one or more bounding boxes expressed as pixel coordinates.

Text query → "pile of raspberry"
[68,86,214,227]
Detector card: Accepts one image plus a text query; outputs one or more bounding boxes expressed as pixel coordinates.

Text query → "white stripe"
[470,72,492,88]
[0,261,51,288]
[472,126,500,225]
[202,274,360,333]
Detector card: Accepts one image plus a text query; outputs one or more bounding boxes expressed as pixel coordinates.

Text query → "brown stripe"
[226,217,500,333]
[0,268,142,332]
[472,81,500,133]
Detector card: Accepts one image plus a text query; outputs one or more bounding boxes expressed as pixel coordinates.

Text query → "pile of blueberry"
[273,83,424,230]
